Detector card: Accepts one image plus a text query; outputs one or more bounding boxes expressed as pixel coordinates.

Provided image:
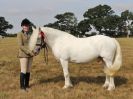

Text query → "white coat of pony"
[29,27,122,91]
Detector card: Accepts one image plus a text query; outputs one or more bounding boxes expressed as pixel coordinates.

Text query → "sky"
[0,0,133,33]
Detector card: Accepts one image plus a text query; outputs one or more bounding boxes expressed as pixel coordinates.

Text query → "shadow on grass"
[39,75,127,87]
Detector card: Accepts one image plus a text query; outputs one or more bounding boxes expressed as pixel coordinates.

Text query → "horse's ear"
[32,26,36,31]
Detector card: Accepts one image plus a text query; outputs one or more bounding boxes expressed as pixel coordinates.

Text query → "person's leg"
[25,57,33,88]
[19,58,28,90]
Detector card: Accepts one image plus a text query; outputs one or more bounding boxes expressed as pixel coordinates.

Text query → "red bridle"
[39,31,48,64]
[39,31,45,40]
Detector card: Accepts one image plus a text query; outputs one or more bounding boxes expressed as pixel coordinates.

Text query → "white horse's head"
[29,27,45,51]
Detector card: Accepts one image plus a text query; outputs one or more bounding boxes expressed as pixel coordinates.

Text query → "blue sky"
[0,0,133,33]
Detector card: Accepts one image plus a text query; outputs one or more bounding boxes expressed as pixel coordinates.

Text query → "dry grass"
[0,37,133,99]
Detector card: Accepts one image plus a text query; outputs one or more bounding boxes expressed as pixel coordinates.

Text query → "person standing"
[17,18,35,91]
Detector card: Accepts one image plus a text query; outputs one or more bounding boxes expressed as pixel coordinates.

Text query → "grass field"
[0,37,133,99]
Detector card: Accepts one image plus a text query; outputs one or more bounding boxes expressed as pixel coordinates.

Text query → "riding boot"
[20,72,26,90]
[25,72,30,88]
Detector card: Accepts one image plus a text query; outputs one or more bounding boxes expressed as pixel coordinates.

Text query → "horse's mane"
[41,27,76,37]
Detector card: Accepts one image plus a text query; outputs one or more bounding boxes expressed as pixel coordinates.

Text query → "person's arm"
[17,33,34,56]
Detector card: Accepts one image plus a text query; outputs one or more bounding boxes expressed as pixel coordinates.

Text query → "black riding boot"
[20,72,26,90]
[25,72,30,88]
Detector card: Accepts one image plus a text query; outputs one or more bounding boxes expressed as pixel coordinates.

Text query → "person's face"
[22,25,30,32]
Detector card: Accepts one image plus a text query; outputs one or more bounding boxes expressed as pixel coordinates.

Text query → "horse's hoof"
[62,84,73,89]
[107,86,115,91]
[103,83,109,89]
[62,85,67,89]
[69,84,73,88]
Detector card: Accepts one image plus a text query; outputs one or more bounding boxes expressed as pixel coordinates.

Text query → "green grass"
[0,37,133,99]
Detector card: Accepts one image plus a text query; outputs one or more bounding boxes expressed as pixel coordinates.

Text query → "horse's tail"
[104,39,122,76]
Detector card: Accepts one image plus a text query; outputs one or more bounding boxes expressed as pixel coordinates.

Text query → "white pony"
[29,27,122,91]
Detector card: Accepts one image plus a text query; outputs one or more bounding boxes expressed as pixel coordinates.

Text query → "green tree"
[103,15,121,31]
[83,5,114,33]
[121,10,133,37]
[77,19,91,37]
[0,17,13,33]
[44,12,78,36]
[121,10,133,21]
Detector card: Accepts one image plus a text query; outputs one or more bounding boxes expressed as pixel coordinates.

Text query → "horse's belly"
[70,58,95,63]
[69,51,99,63]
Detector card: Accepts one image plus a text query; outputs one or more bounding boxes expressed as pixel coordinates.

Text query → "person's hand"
[29,51,35,57]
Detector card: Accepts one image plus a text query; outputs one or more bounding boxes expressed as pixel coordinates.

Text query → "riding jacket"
[17,31,33,58]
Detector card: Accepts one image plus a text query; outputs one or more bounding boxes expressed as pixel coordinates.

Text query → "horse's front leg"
[60,59,73,89]
[103,75,110,88]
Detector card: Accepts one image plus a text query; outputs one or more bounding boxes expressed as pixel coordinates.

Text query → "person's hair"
[21,18,31,26]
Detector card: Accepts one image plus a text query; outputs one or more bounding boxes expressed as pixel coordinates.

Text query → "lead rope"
[43,43,48,65]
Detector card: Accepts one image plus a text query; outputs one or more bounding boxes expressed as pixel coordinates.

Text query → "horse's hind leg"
[103,58,115,91]
[60,59,73,89]
[108,76,115,91]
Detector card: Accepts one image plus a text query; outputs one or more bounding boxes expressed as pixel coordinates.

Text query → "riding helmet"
[21,18,31,26]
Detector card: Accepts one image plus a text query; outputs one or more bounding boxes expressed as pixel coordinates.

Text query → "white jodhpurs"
[19,57,33,73]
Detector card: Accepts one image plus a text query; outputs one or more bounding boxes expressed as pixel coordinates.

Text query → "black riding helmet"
[21,18,31,26]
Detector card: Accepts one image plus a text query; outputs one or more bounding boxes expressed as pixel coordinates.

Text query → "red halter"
[39,31,45,40]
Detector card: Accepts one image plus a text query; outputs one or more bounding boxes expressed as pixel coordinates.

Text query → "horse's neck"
[41,27,74,48]
[45,34,56,48]
[45,30,61,48]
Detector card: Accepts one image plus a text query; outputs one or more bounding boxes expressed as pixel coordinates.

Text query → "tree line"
[44,4,133,38]
[0,4,133,37]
